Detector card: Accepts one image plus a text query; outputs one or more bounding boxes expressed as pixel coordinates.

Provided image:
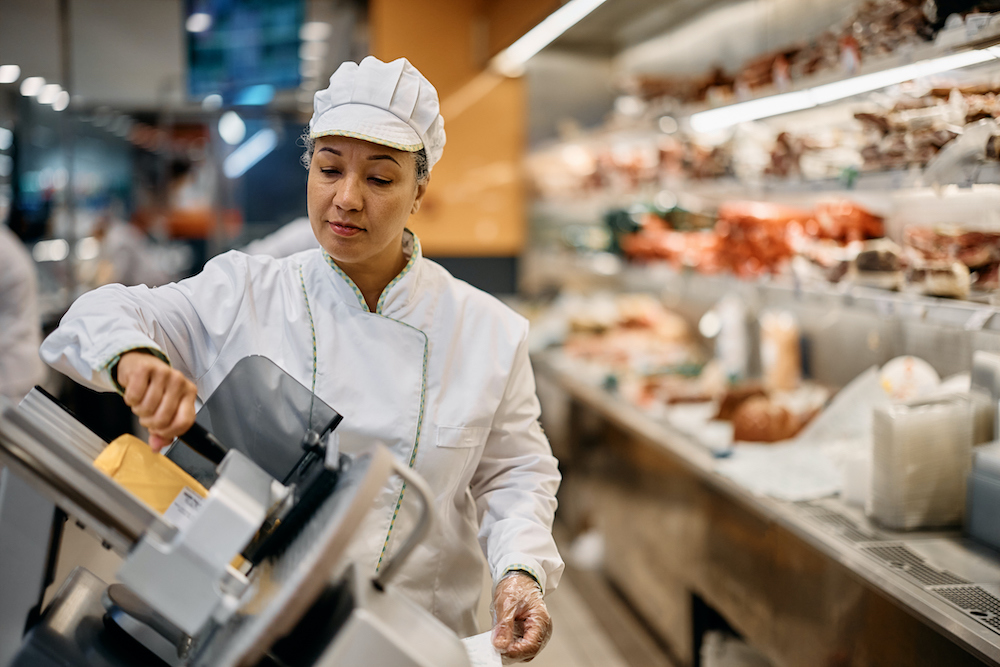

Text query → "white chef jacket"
[40,230,563,635]
[0,224,45,403]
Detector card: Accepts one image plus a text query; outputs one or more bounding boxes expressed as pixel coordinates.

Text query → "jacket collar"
[322,229,422,318]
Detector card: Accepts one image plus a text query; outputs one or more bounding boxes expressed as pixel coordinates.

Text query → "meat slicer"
[0,355,472,667]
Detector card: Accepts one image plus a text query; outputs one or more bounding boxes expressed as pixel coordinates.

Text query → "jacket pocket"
[436,425,491,449]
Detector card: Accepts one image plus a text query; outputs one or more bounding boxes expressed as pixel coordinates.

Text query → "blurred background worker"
[0,223,44,404]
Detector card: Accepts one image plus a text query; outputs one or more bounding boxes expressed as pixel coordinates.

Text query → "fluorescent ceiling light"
[224,129,278,178]
[300,21,331,42]
[690,48,1000,133]
[75,237,100,261]
[202,93,222,111]
[0,127,13,150]
[38,83,61,105]
[19,76,44,97]
[233,84,275,106]
[32,239,69,263]
[0,65,20,84]
[187,12,212,33]
[219,111,246,145]
[299,41,327,61]
[53,91,70,111]
[491,0,608,76]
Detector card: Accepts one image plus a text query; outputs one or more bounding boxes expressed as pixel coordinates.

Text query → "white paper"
[714,368,886,501]
[715,442,843,501]
[462,631,502,667]
[162,487,204,530]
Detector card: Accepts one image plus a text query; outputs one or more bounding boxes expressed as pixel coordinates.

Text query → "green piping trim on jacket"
[323,251,369,312]
[297,264,319,396]
[322,232,421,316]
[375,319,428,573]
[319,234,427,574]
[103,347,170,395]
[375,235,419,315]
[502,564,544,595]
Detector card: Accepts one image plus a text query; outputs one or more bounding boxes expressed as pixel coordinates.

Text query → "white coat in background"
[242,216,318,259]
[41,231,563,636]
[0,224,45,403]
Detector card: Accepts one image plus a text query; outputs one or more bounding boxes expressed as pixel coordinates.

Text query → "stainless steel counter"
[535,352,1000,666]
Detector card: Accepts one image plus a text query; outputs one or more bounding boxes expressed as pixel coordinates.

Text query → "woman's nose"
[333,173,363,211]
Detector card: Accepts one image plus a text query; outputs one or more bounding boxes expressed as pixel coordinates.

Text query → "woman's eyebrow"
[317,147,400,166]
[368,154,401,166]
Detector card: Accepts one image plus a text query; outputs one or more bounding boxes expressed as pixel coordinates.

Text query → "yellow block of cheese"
[94,434,209,514]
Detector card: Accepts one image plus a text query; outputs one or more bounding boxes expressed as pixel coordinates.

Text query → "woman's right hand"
[116,350,198,452]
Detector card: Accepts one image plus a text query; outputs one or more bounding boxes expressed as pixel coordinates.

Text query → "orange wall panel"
[484,0,563,58]
[370,0,529,257]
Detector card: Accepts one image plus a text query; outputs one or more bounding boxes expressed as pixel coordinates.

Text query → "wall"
[370,0,559,257]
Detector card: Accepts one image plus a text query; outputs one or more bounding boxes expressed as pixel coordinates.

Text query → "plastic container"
[870,396,973,530]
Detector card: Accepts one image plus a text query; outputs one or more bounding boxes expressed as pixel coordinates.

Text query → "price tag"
[163,487,204,530]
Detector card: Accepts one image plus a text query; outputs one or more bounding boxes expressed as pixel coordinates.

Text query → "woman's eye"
[369,177,392,185]
[320,168,340,175]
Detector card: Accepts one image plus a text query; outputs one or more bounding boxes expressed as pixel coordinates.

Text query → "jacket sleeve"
[40,251,254,393]
[470,329,564,594]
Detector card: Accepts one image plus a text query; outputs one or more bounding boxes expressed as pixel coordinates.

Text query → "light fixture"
[658,116,679,134]
[75,237,100,261]
[299,41,327,61]
[233,84,275,106]
[0,65,20,84]
[38,83,61,105]
[689,47,1000,133]
[0,127,12,150]
[491,0,608,76]
[218,111,246,145]
[186,12,212,33]
[32,239,70,263]
[202,93,223,111]
[19,76,44,97]
[53,91,70,111]
[299,21,331,42]
[224,128,278,178]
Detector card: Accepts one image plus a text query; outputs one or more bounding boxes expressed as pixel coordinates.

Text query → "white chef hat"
[310,56,446,171]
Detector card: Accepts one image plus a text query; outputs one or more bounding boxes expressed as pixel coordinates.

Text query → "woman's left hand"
[491,572,552,662]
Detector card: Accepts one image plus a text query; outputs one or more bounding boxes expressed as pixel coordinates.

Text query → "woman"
[40,56,562,661]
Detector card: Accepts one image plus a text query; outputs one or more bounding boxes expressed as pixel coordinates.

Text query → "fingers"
[116,351,197,450]
[503,606,552,661]
[492,619,514,653]
[490,573,552,661]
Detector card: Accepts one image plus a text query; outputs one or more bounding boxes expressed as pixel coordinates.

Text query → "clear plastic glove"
[490,572,552,662]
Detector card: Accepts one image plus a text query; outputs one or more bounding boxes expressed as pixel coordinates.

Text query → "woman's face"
[308,135,427,272]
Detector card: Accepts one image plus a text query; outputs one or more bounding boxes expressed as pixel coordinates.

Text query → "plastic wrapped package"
[870,397,974,529]
[94,434,208,514]
[759,311,801,392]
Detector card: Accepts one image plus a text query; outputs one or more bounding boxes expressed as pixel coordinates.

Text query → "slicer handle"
[372,459,435,589]
[177,422,227,465]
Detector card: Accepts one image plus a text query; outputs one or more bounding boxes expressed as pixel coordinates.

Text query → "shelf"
[624,262,1000,332]
[535,352,1000,666]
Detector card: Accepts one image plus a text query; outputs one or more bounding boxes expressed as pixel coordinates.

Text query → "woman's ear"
[411,178,429,215]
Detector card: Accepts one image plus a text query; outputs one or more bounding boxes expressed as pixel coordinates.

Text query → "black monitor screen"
[187,0,304,102]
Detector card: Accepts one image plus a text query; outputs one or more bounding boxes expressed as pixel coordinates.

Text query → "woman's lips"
[329,221,364,237]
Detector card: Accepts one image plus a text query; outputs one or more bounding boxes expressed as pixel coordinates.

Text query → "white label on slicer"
[163,487,204,530]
